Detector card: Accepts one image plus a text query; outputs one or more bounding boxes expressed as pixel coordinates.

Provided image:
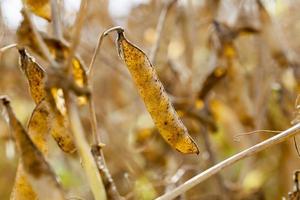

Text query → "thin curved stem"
[0,44,18,53]
[87,26,124,144]
[155,123,300,200]
[87,26,124,76]
[87,26,125,200]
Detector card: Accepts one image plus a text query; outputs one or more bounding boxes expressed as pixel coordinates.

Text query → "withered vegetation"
[0,0,300,200]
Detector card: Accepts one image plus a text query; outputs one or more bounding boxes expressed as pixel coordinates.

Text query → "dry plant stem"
[88,94,123,200]
[65,0,87,72]
[0,44,18,53]
[22,8,57,67]
[91,145,123,200]
[87,26,125,199]
[0,44,18,61]
[64,1,121,197]
[88,96,100,144]
[51,0,63,40]
[87,33,105,76]
[156,123,300,200]
[87,26,124,75]
[233,130,282,141]
[149,0,177,63]
[201,127,230,200]
[66,93,107,200]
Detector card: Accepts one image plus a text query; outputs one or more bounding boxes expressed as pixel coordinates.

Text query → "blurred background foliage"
[0,0,300,199]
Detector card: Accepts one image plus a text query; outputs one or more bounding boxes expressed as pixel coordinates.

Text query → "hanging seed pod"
[117,30,199,154]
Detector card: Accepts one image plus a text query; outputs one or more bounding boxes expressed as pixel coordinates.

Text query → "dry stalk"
[201,127,230,200]
[65,93,106,200]
[156,123,300,200]
[87,26,125,200]
[149,0,177,63]
[51,0,63,40]
[22,7,57,67]
[64,0,87,72]
[88,26,124,75]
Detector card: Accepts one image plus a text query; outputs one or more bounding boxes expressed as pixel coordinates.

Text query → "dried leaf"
[207,21,254,126]
[23,0,51,21]
[117,31,199,154]
[1,97,65,200]
[198,66,227,100]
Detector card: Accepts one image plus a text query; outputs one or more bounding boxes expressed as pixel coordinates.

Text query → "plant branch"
[22,8,57,67]
[87,26,124,144]
[87,26,125,200]
[51,0,63,40]
[155,123,300,200]
[87,26,124,76]
[87,81,123,200]
[0,44,18,53]
[88,95,101,144]
[201,127,230,200]
[65,0,87,72]
[91,145,124,200]
[65,93,107,200]
[149,0,177,63]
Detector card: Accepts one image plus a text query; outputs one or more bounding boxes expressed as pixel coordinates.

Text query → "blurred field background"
[0,0,300,199]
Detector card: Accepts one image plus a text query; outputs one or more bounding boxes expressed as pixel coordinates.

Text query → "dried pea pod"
[18,49,76,153]
[1,97,65,200]
[19,48,46,104]
[117,31,199,154]
[17,15,88,105]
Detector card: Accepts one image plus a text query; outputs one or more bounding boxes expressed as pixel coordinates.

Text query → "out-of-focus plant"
[0,0,300,200]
